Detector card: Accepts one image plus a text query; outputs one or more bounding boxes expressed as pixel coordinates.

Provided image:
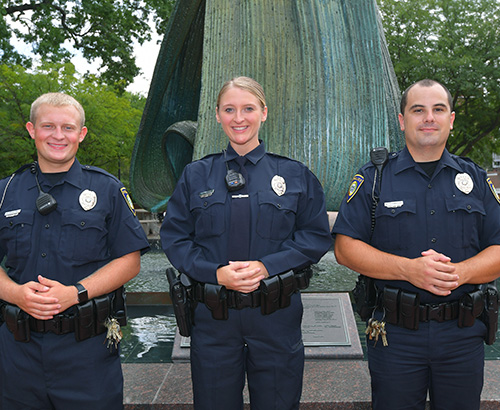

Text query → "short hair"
[216,76,267,110]
[400,79,453,114]
[30,92,85,128]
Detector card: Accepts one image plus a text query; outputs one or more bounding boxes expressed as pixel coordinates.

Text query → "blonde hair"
[30,92,85,128]
[216,76,267,110]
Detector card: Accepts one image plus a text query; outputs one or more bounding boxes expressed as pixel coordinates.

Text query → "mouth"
[48,143,68,150]
[232,126,248,131]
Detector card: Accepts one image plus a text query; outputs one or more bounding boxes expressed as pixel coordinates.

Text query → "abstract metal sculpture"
[130,0,403,212]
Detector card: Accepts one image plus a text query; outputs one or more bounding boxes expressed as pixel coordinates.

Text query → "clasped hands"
[13,275,78,320]
[217,261,268,293]
[409,249,460,296]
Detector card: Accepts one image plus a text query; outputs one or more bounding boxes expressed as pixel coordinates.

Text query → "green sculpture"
[130,0,403,212]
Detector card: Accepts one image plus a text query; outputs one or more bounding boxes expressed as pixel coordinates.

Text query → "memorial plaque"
[301,293,350,346]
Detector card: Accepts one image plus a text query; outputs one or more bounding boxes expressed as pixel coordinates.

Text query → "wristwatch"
[74,283,88,303]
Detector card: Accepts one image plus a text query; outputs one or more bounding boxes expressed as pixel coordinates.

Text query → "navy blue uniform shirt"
[161,142,332,284]
[333,147,500,303]
[0,159,150,286]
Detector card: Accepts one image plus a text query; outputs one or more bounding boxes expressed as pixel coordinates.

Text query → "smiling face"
[398,83,455,162]
[26,104,87,172]
[216,86,268,155]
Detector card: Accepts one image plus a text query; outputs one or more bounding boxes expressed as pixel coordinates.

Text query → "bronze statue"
[130,0,402,212]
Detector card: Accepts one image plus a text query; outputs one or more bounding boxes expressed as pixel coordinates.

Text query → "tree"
[1,0,175,90]
[377,0,500,167]
[0,62,145,188]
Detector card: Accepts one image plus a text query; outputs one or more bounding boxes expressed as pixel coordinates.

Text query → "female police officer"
[161,77,332,410]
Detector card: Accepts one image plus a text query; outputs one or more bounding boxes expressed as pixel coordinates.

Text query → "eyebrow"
[409,103,448,110]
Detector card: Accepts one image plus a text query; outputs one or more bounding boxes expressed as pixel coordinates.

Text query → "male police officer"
[0,93,149,409]
[333,79,500,409]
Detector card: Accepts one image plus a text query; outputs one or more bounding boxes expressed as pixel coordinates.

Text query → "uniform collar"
[394,146,463,175]
[36,158,85,189]
[225,140,266,165]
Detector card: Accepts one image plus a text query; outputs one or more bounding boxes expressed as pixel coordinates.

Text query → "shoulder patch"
[120,187,136,216]
[347,174,364,203]
[487,178,500,205]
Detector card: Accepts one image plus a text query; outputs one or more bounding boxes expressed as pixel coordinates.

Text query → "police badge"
[79,189,97,211]
[271,175,286,196]
[455,173,473,194]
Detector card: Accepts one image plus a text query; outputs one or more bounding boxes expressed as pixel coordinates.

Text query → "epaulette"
[267,151,302,165]
[81,164,121,183]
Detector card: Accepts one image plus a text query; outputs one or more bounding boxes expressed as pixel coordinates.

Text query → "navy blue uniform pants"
[0,324,123,410]
[368,316,486,410]
[190,292,304,410]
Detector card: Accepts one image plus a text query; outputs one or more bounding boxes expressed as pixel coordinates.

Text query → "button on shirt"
[333,147,500,303]
[0,159,150,286]
[161,142,332,284]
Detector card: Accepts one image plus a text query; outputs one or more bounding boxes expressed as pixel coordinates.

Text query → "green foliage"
[377,0,500,167]
[0,63,145,188]
[1,0,175,90]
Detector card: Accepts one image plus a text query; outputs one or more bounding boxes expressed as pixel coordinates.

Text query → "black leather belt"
[419,301,459,322]
[194,283,261,309]
[29,315,76,334]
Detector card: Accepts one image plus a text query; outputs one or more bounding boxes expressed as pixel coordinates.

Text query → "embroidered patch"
[487,178,500,205]
[347,174,364,203]
[120,187,136,216]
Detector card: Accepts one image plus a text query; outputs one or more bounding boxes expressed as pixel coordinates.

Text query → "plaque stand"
[171,292,363,362]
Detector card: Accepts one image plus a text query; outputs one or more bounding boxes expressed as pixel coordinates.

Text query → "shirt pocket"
[374,197,417,251]
[190,190,226,239]
[256,191,299,240]
[60,209,108,262]
[0,210,34,264]
[445,196,485,248]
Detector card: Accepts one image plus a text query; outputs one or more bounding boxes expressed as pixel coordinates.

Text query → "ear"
[450,111,456,130]
[26,122,35,140]
[398,113,405,132]
[215,107,221,123]
[79,126,88,143]
[261,106,268,122]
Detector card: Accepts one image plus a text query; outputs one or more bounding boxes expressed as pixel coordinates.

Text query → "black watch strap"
[74,283,88,303]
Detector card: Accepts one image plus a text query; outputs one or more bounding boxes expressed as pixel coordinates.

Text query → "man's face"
[26,104,87,172]
[398,84,455,161]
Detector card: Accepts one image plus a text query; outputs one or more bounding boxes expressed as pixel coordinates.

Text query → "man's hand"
[406,249,459,296]
[12,277,61,320]
[217,261,267,293]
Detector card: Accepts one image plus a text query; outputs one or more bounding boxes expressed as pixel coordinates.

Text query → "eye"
[224,107,234,113]
[244,106,255,112]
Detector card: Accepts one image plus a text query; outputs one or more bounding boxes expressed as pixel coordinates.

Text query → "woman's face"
[216,86,267,155]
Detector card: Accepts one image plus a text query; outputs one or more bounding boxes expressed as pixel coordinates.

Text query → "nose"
[424,110,435,122]
[234,110,244,123]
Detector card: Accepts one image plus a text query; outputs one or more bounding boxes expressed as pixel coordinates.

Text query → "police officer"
[333,79,500,410]
[0,93,150,409]
[161,76,332,410]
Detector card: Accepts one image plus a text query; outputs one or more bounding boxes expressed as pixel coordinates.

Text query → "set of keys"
[366,318,388,347]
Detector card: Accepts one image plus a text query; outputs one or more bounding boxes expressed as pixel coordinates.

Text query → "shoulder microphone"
[31,163,58,215]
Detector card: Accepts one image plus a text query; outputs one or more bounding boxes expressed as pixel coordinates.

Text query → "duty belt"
[0,287,127,342]
[378,285,484,331]
[190,267,313,319]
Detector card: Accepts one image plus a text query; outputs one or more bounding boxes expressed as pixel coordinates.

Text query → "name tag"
[384,201,404,208]
[4,209,21,218]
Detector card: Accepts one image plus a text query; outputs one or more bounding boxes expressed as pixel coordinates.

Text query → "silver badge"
[455,173,473,194]
[271,175,286,196]
[79,189,97,211]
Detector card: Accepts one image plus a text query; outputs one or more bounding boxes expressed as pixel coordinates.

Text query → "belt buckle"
[427,304,444,322]
[44,316,62,334]
[235,292,252,309]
